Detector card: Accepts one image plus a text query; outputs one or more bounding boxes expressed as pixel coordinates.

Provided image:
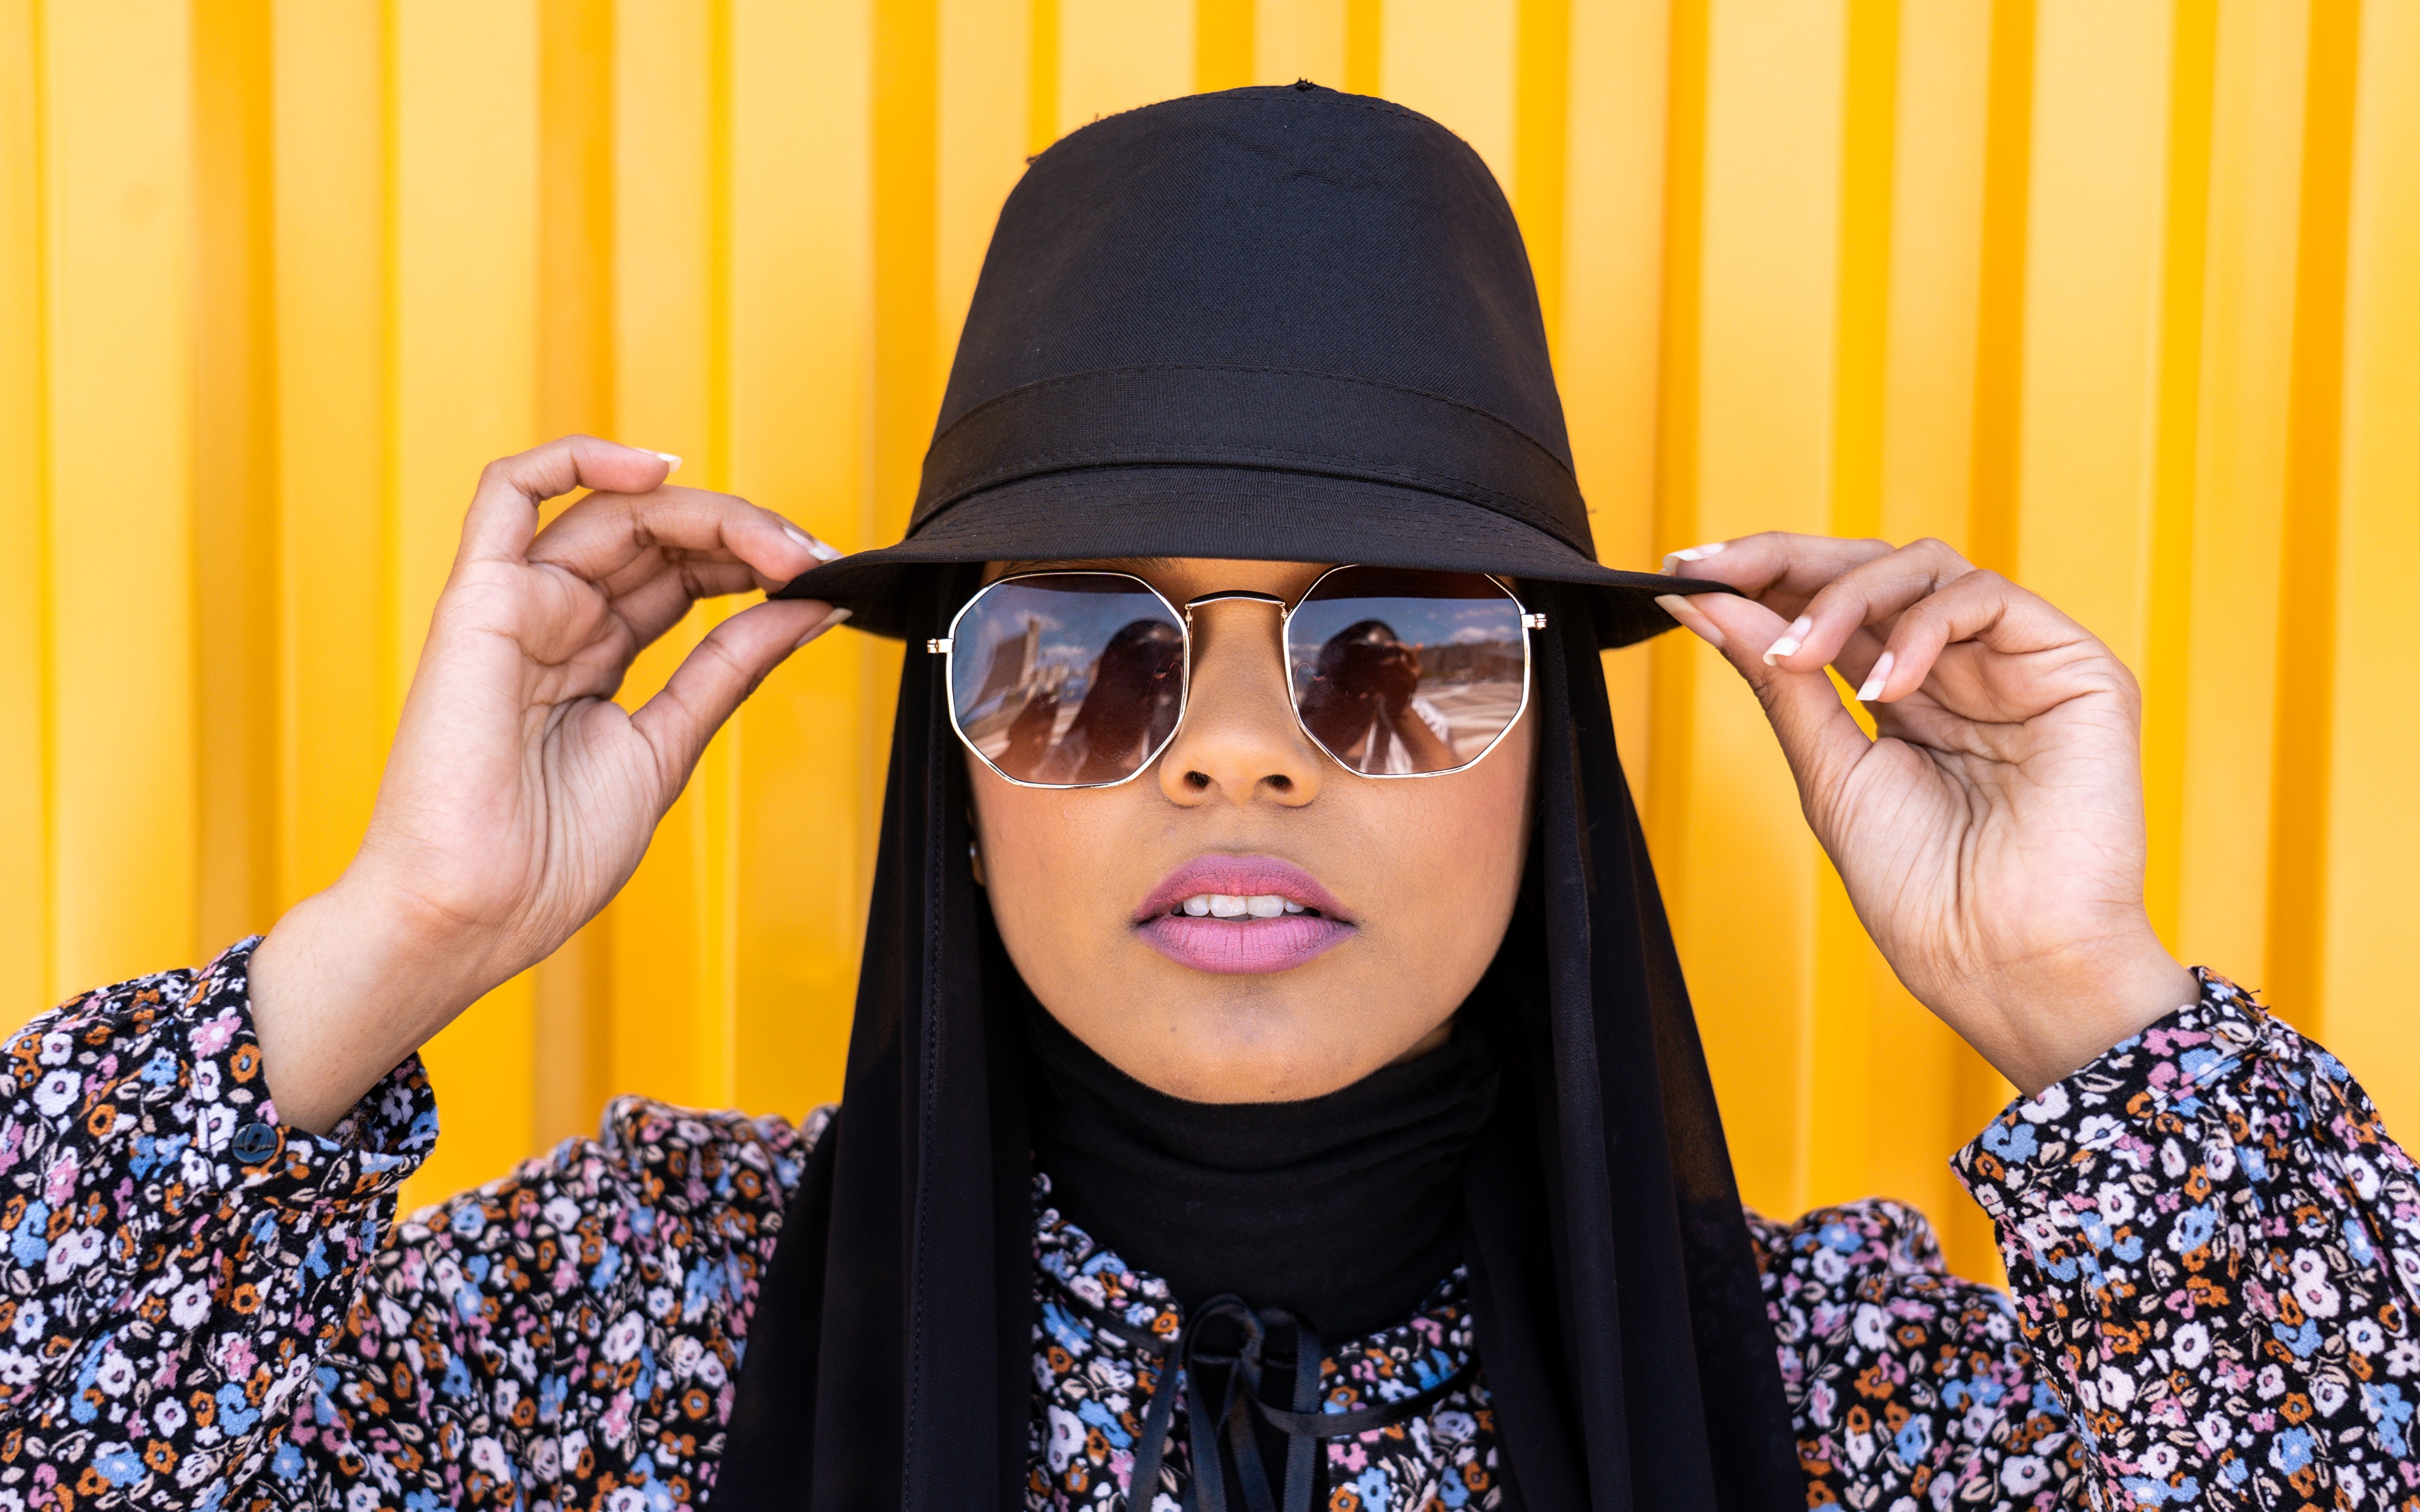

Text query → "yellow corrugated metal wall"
[4,0,2414,1281]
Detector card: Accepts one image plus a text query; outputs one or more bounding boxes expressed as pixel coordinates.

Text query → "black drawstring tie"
[1121,1295,1476,1512]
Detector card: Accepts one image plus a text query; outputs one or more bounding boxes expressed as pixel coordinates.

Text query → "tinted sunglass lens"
[948,575,1186,786]
[1287,568,1527,776]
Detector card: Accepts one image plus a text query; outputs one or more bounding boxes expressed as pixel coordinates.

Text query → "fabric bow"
[1122,1295,1476,1512]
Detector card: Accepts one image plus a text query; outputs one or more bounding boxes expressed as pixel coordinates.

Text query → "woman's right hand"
[250,436,847,1132]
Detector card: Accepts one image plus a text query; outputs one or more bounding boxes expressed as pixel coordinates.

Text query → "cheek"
[967,764,1129,981]
[1361,721,1533,959]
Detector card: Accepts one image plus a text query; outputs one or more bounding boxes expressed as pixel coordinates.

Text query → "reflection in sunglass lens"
[1286,568,1527,776]
[948,575,1186,786]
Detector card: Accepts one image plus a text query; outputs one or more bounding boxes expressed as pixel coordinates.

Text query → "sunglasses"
[927,565,1545,789]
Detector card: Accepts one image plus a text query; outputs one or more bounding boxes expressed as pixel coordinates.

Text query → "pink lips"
[1132,855,1356,975]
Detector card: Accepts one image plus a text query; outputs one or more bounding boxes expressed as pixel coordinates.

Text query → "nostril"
[1185,770,1211,790]
[1264,774,1291,793]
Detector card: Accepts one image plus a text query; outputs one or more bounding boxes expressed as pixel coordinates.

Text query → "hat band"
[912,364,1591,555]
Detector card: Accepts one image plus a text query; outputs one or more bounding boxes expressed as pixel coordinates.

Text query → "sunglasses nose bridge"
[1180,588,1291,616]
[1177,589,1300,706]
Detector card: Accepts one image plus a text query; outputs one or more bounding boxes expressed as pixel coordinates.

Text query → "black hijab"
[715,84,1796,1510]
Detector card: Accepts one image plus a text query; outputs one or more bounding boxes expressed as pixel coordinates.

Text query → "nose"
[1156,600,1323,808]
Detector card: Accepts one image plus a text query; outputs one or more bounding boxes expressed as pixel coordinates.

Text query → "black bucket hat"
[773,81,1726,642]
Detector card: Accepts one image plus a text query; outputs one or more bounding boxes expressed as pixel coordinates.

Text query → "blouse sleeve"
[0,939,436,1509]
[1751,1199,2083,1509]
[0,940,824,1512]
[278,1091,818,1511]
[1953,968,2420,1507]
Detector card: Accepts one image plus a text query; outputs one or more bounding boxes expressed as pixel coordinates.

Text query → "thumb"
[1662,590,1872,819]
[628,600,849,806]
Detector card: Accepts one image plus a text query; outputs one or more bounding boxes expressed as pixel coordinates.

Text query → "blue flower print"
[1981,1120,2037,1162]
[90,1442,142,1486]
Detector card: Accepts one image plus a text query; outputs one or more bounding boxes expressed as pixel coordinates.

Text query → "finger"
[1670,587,1878,818]
[537,557,805,723]
[628,600,851,802]
[457,435,681,566]
[1651,592,1730,648]
[1857,568,2102,704]
[1655,532,1896,613]
[606,560,771,650]
[1755,538,1977,680]
[530,485,834,592]
[1686,588,1894,709]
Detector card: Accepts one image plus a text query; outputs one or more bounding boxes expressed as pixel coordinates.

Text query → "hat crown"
[924,84,1584,551]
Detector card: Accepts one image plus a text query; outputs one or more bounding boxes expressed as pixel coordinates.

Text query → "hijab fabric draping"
[715,83,1798,1511]
[712,578,1798,1511]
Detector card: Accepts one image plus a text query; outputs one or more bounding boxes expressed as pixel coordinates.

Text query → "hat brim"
[771,466,1734,648]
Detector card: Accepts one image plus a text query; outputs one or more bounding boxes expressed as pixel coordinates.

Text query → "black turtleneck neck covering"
[1022,994,1501,1342]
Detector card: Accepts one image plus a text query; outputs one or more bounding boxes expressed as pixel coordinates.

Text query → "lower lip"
[1135,914,1355,974]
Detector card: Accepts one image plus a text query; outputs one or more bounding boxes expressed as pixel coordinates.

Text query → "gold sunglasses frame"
[925,564,1547,791]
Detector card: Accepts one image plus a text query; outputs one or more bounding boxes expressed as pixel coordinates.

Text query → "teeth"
[1177,893,1310,919]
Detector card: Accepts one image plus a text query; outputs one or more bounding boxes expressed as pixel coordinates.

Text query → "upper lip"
[1132,854,1353,924]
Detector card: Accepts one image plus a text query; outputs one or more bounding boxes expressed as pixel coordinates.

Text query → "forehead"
[981,558,1335,602]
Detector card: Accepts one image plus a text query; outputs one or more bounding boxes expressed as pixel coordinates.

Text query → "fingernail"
[1654,594,1726,650]
[1760,616,1812,667]
[1672,541,1727,563]
[653,451,683,472]
[795,607,851,648]
[1855,650,1894,702]
[783,524,843,563]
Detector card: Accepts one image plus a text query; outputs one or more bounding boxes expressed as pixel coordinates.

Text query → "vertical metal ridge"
[2140,0,2219,951]
[1513,0,1570,360]
[1965,0,2034,580]
[1642,0,1707,920]
[2265,0,2361,1038]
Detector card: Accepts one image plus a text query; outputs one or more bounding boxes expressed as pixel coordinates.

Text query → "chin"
[1157,1002,1381,1102]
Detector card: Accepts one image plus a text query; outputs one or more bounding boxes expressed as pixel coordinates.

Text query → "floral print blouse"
[0,942,2413,1511]
[1029,1180,1498,1510]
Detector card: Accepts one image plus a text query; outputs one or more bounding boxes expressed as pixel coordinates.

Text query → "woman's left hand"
[1654,534,2197,1096]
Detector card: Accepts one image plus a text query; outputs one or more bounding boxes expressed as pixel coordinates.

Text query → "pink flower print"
[191,1009,239,1057]
[42,1150,78,1208]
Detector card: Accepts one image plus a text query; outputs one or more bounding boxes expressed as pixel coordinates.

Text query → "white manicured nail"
[652,451,683,472]
[795,607,851,648]
[1654,594,1726,649]
[1661,541,1727,575]
[1855,650,1894,702]
[783,524,843,562]
[1761,616,1813,667]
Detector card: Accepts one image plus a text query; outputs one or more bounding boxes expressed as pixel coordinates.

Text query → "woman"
[3,85,2412,1512]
